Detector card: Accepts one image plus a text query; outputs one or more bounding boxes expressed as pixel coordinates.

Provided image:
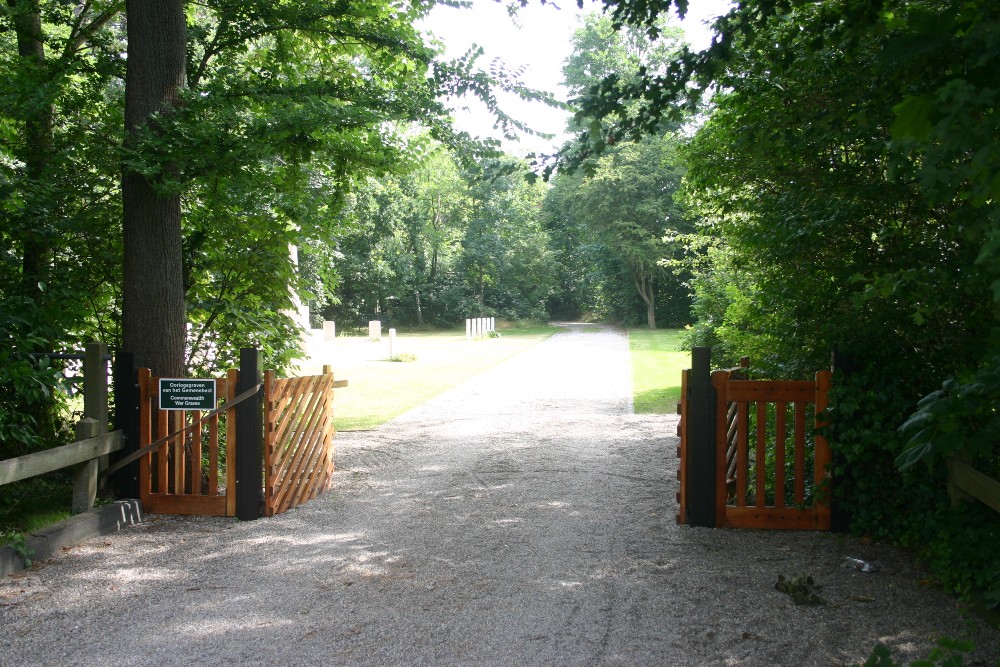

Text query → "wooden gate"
[677,350,832,530]
[136,362,345,518]
[263,367,345,517]
[137,369,238,516]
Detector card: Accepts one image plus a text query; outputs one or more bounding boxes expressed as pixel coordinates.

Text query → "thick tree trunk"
[10,0,53,298]
[121,0,187,377]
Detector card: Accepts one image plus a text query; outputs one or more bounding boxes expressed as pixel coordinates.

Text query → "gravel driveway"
[2,323,998,666]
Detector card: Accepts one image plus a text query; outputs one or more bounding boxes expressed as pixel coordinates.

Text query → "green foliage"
[897,355,1000,475]
[545,134,693,328]
[326,151,556,328]
[846,637,979,667]
[603,0,1000,610]
[8,532,33,567]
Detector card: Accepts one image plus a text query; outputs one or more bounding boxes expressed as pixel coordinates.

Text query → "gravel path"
[2,324,998,666]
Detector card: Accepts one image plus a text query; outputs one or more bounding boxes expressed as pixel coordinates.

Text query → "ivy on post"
[686,347,717,528]
[235,347,263,520]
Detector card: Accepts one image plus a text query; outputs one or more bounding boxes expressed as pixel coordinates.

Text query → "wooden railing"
[947,458,1000,515]
[0,343,117,514]
[0,423,122,512]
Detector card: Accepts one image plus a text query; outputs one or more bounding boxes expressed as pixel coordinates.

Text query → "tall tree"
[121,0,187,376]
[543,11,692,327]
[2,1,125,454]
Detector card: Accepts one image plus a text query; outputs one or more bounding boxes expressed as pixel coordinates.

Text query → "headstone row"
[465,317,496,340]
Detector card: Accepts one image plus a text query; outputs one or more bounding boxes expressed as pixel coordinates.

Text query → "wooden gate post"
[686,347,717,527]
[112,351,145,499]
[235,347,263,520]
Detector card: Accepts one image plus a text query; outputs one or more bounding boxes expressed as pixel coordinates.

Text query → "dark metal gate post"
[235,347,263,520]
[686,347,717,527]
[112,352,144,499]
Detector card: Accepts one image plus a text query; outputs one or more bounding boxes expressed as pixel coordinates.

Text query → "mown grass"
[305,325,559,431]
[628,328,690,414]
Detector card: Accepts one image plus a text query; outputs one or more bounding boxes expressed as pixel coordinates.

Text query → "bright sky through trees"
[420,0,732,156]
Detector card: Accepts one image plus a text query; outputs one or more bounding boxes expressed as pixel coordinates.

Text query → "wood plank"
[226,369,239,517]
[755,400,766,508]
[726,380,815,403]
[712,370,730,527]
[774,402,787,509]
[287,411,333,510]
[208,410,219,496]
[143,493,227,516]
[0,432,123,486]
[948,458,1000,514]
[191,409,203,495]
[814,370,833,492]
[793,401,806,503]
[677,369,688,525]
[725,506,825,530]
[736,400,749,506]
[273,379,329,512]
[263,369,276,516]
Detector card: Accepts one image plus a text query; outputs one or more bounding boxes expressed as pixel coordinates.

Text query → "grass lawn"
[301,325,559,431]
[628,328,690,414]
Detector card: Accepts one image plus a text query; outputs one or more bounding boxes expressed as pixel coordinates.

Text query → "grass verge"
[306,326,559,431]
[0,474,73,546]
[628,328,690,414]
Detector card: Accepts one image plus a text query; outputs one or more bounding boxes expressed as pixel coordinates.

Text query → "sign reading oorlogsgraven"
[159,378,216,411]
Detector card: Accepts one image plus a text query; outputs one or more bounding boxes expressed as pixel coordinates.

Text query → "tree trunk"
[121,0,187,377]
[10,0,53,299]
[633,269,656,329]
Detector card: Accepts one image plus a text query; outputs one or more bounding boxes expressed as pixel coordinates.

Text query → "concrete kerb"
[1,499,142,577]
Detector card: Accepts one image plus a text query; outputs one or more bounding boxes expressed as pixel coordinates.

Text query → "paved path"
[2,324,997,666]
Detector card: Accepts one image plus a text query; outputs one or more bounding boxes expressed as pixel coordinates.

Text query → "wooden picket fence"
[136,365,345,518]
[264,366,345,517]
[677,351,832,530]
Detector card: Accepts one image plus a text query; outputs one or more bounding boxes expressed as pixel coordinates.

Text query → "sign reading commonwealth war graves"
[159,378,216,411]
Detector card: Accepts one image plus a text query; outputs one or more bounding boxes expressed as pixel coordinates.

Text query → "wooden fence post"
[72,418,100,513]
[686,347,717,528]
[84,342,109,489]
[235,347,263,520]
[112,352,144,499]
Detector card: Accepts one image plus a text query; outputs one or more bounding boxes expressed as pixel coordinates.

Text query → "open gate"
[133,354,345,519]
[264,367,345,517]
[677,348,832,530]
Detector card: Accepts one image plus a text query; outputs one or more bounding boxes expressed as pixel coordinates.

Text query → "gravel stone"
[2,323,998,666]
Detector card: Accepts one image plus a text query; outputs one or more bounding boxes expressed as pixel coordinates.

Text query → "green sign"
[159,378,216,411]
